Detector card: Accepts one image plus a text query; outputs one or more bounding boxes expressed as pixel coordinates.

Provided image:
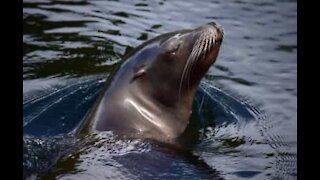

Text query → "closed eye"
[170,43,181,55]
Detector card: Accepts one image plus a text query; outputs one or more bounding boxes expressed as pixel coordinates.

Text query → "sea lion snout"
[191,22,224,60]
[207,21,223,32]
[197,22,224,43]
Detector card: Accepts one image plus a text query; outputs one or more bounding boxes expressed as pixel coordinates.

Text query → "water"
[23,0,297,179]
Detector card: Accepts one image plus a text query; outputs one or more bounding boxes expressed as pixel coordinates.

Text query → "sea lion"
[77,22,224,143]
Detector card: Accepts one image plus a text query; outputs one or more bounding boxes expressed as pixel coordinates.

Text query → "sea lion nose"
[207,22,217,26]
[207,22,223,32]
[206,22,224,39]
[208,22,223,31]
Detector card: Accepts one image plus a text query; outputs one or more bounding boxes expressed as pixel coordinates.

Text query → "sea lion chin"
[77,22,224,143]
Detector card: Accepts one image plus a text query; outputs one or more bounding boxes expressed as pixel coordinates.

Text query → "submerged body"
[78,22,224,143]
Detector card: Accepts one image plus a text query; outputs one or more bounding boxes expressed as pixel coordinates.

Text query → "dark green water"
[23,0,297,179]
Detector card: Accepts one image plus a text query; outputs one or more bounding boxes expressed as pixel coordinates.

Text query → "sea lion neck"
[129,85,192,139]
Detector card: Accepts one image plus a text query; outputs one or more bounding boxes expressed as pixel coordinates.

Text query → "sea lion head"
[131,22,224,108]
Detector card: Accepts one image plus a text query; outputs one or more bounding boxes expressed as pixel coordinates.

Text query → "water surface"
[23,0,297,179]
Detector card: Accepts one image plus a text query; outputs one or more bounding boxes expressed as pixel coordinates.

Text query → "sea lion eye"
[170,43,181,55]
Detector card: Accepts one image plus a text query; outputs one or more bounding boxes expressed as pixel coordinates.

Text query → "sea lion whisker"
[206,36,210,52]
[203,38,207,55]
[178,38,200,102]
[186,57,192,93]
[178,55,191,102]
[194,39,203,59]
[192,40,201,56]
[208,35,213,50]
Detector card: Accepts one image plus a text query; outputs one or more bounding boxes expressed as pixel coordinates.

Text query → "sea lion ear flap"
[131,64,147,82]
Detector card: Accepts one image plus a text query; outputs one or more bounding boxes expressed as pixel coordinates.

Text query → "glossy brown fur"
[78,22,224,143]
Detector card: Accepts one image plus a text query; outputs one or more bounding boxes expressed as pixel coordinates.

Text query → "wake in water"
[23,78,295,179]
[23,76,106,136]
[192,82,296,179]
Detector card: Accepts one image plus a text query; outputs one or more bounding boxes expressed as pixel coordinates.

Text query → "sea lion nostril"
[207,22,217,26]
